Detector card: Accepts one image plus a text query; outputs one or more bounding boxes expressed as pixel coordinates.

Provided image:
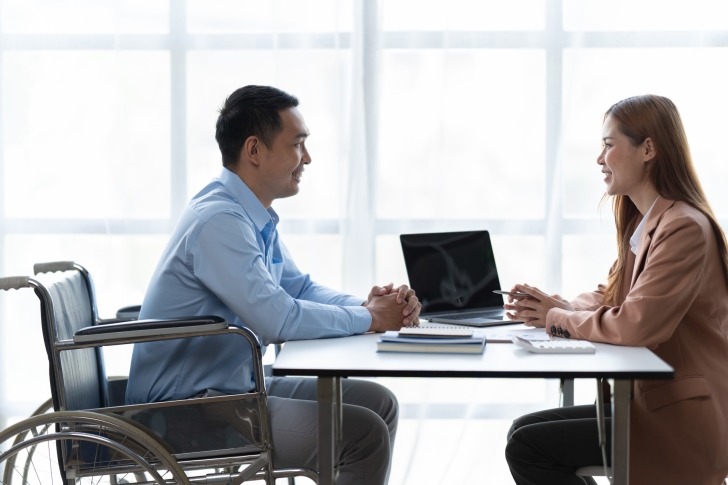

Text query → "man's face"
[258,107,311,204]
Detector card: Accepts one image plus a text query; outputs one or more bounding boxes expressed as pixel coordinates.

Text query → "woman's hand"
[503,283,574,327]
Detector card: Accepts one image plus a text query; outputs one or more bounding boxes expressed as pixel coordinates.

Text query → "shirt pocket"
[269,258,284,284]
[641,375,711,412]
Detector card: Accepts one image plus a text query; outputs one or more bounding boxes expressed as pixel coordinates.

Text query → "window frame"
[1,0,728,310]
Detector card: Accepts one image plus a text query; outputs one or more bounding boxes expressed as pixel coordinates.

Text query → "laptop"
[399,230,523,327]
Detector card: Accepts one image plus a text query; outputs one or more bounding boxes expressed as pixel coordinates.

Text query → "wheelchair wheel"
[1,399,54,485]
[0,411,190,485]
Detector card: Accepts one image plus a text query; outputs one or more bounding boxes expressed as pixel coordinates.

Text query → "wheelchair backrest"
[36,270,107,411]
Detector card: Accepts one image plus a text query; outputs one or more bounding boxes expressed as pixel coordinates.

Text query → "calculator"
[512,335,596,354]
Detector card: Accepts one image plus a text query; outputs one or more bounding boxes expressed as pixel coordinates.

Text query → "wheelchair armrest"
[74,316,228,344]
[97,304,141,324]
[115,304,141,320]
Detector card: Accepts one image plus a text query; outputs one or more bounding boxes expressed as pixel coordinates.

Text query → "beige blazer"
[547,196,728,484]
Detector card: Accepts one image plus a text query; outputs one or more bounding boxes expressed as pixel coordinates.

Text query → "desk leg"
[318,376,340,485]
[612,379,631,485]
[560,378,574,407]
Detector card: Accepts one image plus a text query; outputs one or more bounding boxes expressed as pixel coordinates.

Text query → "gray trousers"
[265,377,399,485]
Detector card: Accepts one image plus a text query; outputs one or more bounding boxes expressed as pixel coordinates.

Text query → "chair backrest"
[34,267,108,411]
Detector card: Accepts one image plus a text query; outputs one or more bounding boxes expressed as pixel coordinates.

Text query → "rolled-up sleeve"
[189,212,371,345]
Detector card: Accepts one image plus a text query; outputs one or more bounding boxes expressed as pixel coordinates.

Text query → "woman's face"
[597,115,653,197]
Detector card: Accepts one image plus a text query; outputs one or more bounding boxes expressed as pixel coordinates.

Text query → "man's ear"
[642,137,656,163]
[241,136,262,167]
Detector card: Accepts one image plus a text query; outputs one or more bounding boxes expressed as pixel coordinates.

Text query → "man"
[126,85,421,484]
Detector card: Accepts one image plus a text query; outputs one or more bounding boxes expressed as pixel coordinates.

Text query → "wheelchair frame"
[0,262,317,485]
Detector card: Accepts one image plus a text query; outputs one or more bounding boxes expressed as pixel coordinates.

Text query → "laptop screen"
[400,231,503,314]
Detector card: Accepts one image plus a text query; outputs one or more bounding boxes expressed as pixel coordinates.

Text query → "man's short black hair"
[215,85,299,168]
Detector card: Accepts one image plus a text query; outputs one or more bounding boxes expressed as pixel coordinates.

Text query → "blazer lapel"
[630,196,675,289]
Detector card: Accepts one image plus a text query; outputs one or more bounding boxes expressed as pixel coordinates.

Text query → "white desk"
[272,331,674,485]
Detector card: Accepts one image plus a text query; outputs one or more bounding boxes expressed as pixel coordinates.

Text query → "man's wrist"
[351,305,373,334]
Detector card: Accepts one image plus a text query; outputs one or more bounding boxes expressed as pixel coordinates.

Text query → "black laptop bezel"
[399,230,506,318]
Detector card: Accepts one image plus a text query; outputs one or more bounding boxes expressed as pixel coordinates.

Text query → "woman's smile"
[602,168,612,183]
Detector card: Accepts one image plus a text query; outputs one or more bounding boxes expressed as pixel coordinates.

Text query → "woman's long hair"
[601,94,728,305]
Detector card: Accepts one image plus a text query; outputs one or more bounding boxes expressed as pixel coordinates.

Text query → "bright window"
[2,2,727,483]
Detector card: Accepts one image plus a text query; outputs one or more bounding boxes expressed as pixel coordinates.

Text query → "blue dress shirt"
[126,168,371,404]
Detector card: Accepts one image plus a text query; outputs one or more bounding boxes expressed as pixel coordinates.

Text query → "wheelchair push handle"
[34,261,76,274]
[0,276,30,291]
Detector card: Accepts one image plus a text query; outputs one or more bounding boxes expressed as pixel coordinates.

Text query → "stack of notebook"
[376,327,486,354]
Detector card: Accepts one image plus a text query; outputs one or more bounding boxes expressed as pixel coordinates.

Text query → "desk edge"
[271,368,675,379]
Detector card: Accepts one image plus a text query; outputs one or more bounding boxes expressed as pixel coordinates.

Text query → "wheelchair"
[0,261,317,484]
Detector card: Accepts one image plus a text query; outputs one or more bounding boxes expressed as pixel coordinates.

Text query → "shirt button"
[564,331,571,339]
[550,325,557,335]
[557,327,563,336]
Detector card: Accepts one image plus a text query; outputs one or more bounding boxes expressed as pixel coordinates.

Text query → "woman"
[504,95,728,484]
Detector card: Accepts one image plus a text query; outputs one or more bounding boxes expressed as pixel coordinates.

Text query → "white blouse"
[630,198,658,255]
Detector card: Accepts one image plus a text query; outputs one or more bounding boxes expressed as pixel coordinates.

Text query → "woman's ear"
[642,137,656,163]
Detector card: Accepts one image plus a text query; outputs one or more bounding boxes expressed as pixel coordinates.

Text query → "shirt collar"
[630,198,658,255]
[217,167,279,232]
